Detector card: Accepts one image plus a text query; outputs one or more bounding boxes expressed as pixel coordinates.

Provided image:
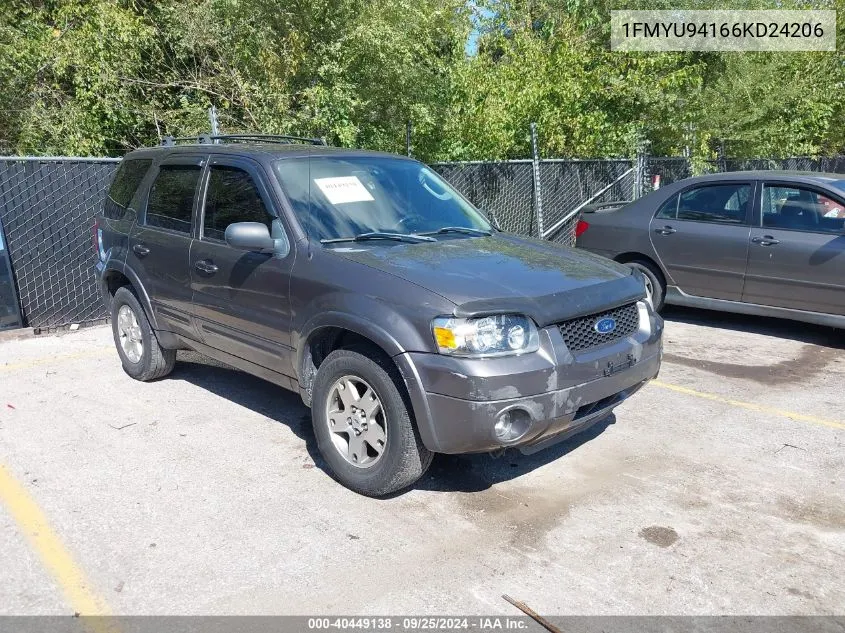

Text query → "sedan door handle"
[654,226,677,235]
[132,244,150,257]
[194,260,218,274]
[751,235,780,246]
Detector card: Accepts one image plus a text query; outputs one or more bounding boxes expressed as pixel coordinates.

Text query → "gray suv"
[94,136,663,496]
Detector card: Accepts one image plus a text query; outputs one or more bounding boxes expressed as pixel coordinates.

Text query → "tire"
[311,346,433,497]
[111,286,176,381]
[627,260,666,312]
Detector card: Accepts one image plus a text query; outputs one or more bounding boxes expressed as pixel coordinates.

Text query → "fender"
[295,305,442,451]
[295,310,410,378]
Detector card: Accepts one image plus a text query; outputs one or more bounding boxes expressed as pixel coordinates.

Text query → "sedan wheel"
[643,275,655,304]
[627,260,666,311]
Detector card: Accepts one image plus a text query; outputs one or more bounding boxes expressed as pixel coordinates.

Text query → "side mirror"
[225,222,275,252]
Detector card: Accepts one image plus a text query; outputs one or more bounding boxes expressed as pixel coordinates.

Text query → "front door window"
[761,184,845,233]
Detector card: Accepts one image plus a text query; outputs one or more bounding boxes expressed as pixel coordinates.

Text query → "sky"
[465,1,493,56]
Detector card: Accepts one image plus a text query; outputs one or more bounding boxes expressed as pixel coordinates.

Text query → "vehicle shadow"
[409,414,616,496]
[661,305,844,348]
[169,351,616,496]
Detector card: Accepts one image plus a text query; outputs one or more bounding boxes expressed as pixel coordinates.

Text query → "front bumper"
[395,301,663,454]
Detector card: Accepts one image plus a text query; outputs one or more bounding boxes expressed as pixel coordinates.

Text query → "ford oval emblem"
[594,317,616,334]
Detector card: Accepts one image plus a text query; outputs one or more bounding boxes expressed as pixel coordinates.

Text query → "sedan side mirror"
[225,222,276,252]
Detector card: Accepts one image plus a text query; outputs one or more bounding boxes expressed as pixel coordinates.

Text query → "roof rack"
[160,134,327,147]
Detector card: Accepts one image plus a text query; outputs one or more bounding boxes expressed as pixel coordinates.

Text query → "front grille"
[558,303,640,352]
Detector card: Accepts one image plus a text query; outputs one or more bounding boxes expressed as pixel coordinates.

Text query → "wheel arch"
[101,261,159,330]
[296,313,407,407]
[613,252,668,287]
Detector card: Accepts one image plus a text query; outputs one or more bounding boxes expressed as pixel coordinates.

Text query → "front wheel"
[111,286,176,381]
[311,347,433,497]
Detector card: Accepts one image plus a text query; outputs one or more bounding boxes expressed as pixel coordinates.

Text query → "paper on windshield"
[314,176,375,205]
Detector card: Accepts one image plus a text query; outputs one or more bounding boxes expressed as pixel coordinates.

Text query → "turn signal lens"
[433,326,457,349]
[431,315,540,357]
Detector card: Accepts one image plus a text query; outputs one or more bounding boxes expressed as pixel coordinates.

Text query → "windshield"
[274,156,491,241]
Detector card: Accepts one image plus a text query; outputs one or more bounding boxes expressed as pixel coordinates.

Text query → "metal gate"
[0,213,23,330]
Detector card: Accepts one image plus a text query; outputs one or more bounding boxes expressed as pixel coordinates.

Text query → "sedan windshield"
[274,156,492,241]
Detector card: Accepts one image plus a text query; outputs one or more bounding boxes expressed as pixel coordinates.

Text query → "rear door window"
[105,159,151,219]
[145,165,202,234]
[676,183,751,224]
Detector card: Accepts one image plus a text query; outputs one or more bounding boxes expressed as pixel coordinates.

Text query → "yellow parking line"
[652,380,845,430]
[0,348,112,373]
[0,464,111,616]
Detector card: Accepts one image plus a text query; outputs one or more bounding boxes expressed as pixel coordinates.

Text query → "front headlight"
[431,314,540,357]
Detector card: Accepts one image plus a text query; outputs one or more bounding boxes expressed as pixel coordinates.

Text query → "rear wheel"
[311,347,432,497]
[627,260,666,311]
[111,286,176,381]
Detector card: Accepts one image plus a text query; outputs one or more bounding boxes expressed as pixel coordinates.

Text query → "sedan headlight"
[431,314,540,357]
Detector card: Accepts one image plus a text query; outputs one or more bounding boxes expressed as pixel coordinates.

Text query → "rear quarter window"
[655,194,679,219]
[104,159,152,220]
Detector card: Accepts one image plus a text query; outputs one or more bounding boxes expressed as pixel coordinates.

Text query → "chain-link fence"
[430,159,636,245]
[0,157,120,329]
[429,161,538,236]
[538,159,636,242]
[644,156,845,190]
[721,156,845,173]
[643,157,694,188]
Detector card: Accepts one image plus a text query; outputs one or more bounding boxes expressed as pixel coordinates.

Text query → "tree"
[0,0,842,159]
[440,0,704,159]
[0,0,468,156]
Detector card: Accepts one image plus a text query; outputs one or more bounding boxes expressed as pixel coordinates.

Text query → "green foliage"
[445,0,844,160]
[0,0,468,156]
[0,0,842,160]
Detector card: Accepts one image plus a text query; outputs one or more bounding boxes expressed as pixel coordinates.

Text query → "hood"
[327,234,645,326]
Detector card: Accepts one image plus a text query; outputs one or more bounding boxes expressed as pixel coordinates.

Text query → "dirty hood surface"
[329,234,645,326]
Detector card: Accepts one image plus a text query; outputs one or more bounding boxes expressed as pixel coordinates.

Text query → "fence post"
[530,122,544,239]
[717,140,727,172]
[634,139,650,199]
[406,120,412,157]
[634,150,643,200]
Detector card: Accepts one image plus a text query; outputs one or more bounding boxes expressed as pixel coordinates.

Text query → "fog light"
[494,413,513,439]
[493,409,531,443]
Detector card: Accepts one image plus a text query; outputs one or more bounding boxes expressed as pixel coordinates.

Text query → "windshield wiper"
[321,231,437,245]
[419,226,493,237]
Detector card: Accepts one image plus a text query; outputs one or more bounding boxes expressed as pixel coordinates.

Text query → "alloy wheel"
[117,304,143,363]
[325,375,387,468]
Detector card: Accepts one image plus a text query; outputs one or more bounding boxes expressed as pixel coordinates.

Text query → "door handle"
[132,244,150,257]
[654,226,676,235]
[751,235,780,246]
[194,260,218,274]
